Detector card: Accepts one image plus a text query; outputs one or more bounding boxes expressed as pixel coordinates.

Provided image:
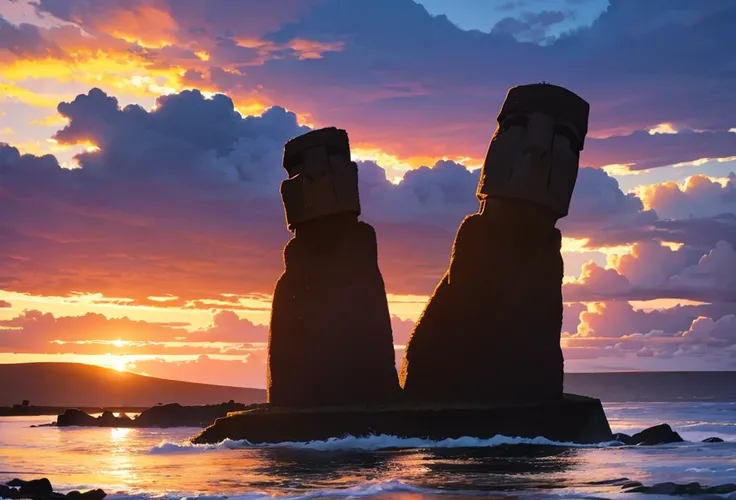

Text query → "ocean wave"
[104,480,455,500]
[149,433,620,454]
[102,479,617,500]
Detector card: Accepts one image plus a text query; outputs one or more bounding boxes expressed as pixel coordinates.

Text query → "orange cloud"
[287,38,344,60]
[72,5,179,50]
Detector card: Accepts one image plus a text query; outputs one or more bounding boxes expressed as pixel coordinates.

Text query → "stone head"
[280,127,361,231]
[476,83,590,219]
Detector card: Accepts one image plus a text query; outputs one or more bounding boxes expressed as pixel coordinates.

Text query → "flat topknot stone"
[283,127,351,176]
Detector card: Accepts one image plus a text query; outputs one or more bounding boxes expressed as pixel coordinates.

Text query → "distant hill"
[0,363,266,407]
[2,363,734,407]
[565,371,736,402]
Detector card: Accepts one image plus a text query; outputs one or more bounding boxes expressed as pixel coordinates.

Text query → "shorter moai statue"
[400,83,590,403]
[267,127,402,407]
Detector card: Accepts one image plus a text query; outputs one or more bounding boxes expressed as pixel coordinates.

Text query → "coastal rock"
[624,481,736,496]
[0,486,19,500]
[18,479,52,499]
[702,436,724,443]
[66,490,106,500]
[56,401,248,428]
[613,432,633,444]
[56,409,97,427]
[267,127,401,407]
[192,393,613,445]
[629,423,683,445]
[1,478,104,500]
[613,425,686,446]
[620,481,643,489]
[98,411,116,426]
[133,401,245,427]
[400,84,590,403]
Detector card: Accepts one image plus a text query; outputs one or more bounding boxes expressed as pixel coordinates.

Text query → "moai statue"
[400,83,590,403]
[267,127,402,407]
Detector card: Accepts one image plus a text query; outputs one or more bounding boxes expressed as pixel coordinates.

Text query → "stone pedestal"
[267,128,401,407]
[400,84,590,404]
[192,394,613,445]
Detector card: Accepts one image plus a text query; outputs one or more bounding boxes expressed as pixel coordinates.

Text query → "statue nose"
[523,144,549,160]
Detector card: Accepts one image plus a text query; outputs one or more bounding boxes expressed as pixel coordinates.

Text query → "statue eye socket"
[553,124,582,153]
[497,115,529,134]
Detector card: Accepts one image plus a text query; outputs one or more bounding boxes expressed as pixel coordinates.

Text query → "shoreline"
[3,396,735,418]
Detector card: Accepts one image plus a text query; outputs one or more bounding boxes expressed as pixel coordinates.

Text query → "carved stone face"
[476,84,590,218]
[280,128,361,231]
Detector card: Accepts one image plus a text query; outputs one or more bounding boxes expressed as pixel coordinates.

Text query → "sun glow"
[105,354,131,372]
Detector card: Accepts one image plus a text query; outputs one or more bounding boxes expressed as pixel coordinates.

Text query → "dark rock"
[621,480,643,489]
[588,478,632,486]
[56,402,248,428]
[702,436,725,443]
[613,432,634,445]
[72,490,106,500]
[1,486,20,499]
[133,401,246,427]
[627,482,679,495]
[57,409,98,427]
[268,127,401,407]
[97,411,117,426]
[630,423,683,445]
[1,479,106,500]
[18,478,52,499]
[704,483,736,494]
[192,393,613,445]
[625,482,736,496]
[400,84,590,404]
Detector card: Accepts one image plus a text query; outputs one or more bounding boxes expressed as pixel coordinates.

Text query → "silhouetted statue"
[267,127,401,407]
[400,83,590,403]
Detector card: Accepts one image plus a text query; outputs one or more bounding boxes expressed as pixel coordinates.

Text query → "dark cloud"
[560,166,656,238]
[588,213,736,249]
[1,88,481,298]
[24,0,736,170]
[4,85,734,299]
[0,16,63,58]
[584,131,736,172]
[491,10,569,43]
[0,300,10,308]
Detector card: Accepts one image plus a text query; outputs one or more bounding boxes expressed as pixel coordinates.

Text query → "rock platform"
[191,393,612,445]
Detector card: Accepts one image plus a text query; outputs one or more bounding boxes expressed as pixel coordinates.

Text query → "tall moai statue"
[267,127,402,407]
[400,83,590,403]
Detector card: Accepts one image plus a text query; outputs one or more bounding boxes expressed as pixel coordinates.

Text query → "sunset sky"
[1,0,735,388]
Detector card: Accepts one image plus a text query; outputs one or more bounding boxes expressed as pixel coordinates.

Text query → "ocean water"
[1,402,735,500]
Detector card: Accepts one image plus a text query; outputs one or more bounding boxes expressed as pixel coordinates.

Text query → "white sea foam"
[106,480,469,500]
[149,433,620,454]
